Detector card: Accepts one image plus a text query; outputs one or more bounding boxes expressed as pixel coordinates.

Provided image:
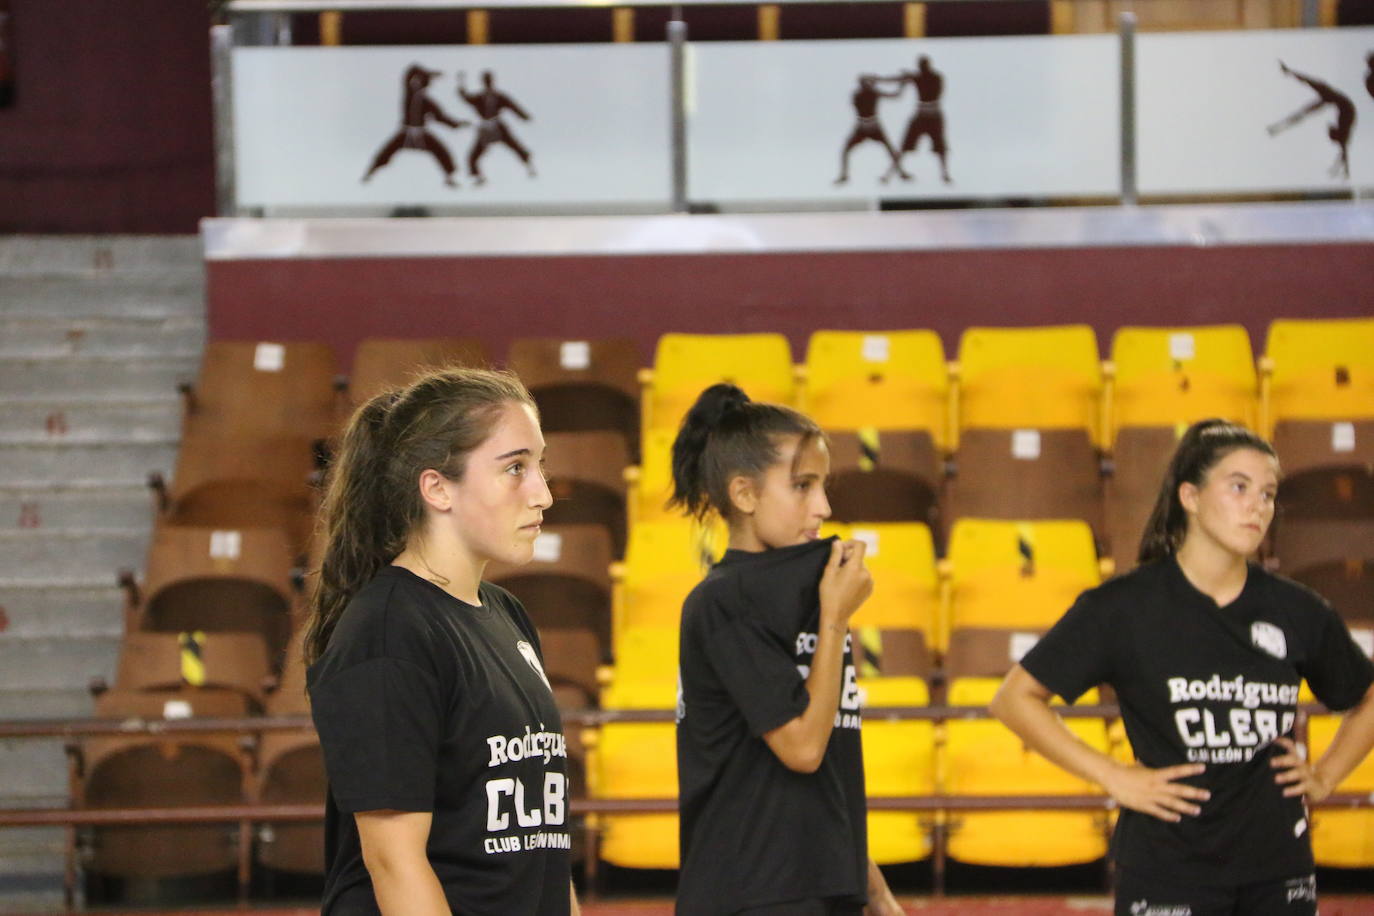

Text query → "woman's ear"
[727,474,758,517]
[1177,480,1199,516]
[416,468,453,513]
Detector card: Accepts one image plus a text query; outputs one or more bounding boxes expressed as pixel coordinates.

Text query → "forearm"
[990,678,1115,788]
[570,879,581,915]
[764,617,848,771]
[367,854,451,916]
[1313,685,1374,794]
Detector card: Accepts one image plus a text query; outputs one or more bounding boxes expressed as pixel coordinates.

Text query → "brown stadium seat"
[542,430,630,557]
[182,341,340,443]
[132,525,300,671]
[948,428,1104,541]
[1105,426,1178,575]
[109,631,272,712]
[255,631,325,878]
[507,337,641,459]
[486,523,614,650]
[824,430,943,531]
[346,337,489,408]
[1271,468,1374,577]
[152,428,320,554]
[1290,559,1374,632]
[75,689,254,886]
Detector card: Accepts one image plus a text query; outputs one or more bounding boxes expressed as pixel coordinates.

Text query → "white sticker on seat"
[163,699,193,720]
[1010,632,1040,662]
[860,335,890,363]
[851,528,879,557]
[209,530,242,560]
[532,532,563,563]
[1011,429,1041,460]
[1332,422,1356,453]
[254,342,285,372]
[1168,332,1195,361]
[1352,628,1374,659]
[559,341,591,370]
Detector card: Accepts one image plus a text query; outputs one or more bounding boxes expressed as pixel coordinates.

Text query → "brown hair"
[1137,418,1279,565]
[303,367,536,665]
[669,383,823,522]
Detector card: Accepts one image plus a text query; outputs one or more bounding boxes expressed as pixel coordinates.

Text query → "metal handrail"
[226,0,1044,11]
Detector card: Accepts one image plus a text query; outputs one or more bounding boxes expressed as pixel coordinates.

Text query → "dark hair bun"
[685,383,750,429]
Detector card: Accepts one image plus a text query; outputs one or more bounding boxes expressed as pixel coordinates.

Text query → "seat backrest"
[544,430,631,496]
[508,337,640,401]
[802,330,949,445]
[617,519,723,635]
[946,518,1100,585]
[852,627,933,680]
[944,627,1049,680]
[601,626,679,708]
[486,523,615,591]
[823,522,939,633]
[646,333,795,433]
[957,325,1103,444]
[115,631,271,706]
[347,337,489,407]
[1265,318,1374,427]
[188,341,339,440]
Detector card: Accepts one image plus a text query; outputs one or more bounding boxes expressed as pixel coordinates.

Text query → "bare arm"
[863,857,903,915]
[1273,682,1374,801]
[356,810,450,916]
[990,665,1210,823]
[570,879,581,915]
[762,540,872,774]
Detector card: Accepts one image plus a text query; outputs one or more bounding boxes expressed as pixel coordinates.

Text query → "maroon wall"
[207,242,1374,369]
[0,0,215,233]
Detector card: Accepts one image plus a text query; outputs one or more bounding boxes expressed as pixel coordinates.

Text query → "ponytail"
[303,367,535,666]
[669,382,822,522]
[1137,418,1278,565]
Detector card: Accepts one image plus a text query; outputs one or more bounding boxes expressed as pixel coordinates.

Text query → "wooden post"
[467,9,490,45]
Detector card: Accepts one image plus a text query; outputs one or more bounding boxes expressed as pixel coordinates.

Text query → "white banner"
[1138,28,1374,195]
[233,45,672,208]
[686,36,1121,203]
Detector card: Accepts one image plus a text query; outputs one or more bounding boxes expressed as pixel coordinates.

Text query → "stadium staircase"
[0,236,204,910]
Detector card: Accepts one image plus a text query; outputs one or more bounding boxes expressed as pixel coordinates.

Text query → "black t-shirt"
[307,567,571,915]
[676,537,868,915]
[1020,556,1374,885]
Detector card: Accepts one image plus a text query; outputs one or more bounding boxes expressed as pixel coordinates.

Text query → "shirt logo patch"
[1251,621,1287,659]
[516,640,551,690]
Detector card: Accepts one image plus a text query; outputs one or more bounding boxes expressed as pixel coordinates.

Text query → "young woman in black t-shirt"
[669,383,904,916]
[302,368,580,916]
[992,419,1374,915]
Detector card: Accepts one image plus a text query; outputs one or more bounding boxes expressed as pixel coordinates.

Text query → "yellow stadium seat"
[612,520,723,642]
[626,427,677,527]
[602,627,679,698]
[956,325,1104,447]
[943,678,1110,866]
[944,520,1100,649]
[801,330,950,449]
[822,522,940,639]
[642,333,796,434]
[1309,712,1374,867]
[861,676,935,864]
[1264,318,1374,433]
[1109,325,1259,435]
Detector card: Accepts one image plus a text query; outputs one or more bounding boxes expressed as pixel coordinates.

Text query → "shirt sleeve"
[1300,603,1374,713]
[310,655,444,813]
[704,604,811,738]
[1018,591,1114,705]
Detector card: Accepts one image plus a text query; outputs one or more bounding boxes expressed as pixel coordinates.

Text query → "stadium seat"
[1263,318,1374,437]
[132,525,299,671]
[346,337,488,407]
[486,524,615,649]
[641,333,795,434]
[860,675,936,864]
[508,337,641,457]
[542,430,630,557]
[1310,708,1374,868]
[76,689,253,884]
[182,341,339,442]
[254,631,324,878]
[823,430,943,531]
[105,631,272,713]
[1272,468,1374,577]
[626,427,678,528]
[943,666,1109,867]
[823,522,940,643]
[612,520,722,643]
[1105,426,1178,575]
[587,627,680,870]
[944,520,1100,649]
[948,428,1104,539]
[1290,560,1374,632]
[1108,325,1259,434]
[800,329,950,449]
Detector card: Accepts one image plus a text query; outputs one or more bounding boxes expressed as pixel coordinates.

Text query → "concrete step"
[0,739,71,802]
[0,688,96,720]
[0,635,121,694]
[0,531,147,582]
[0,274,204,319]
[0,487,153,532]
[0,441,178,488]
[0,314,205,359]
[0,825,67,915]
[0,234,201,277]
[0,583,126,639]
[0,399,182,444]
[0,355,198,400]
